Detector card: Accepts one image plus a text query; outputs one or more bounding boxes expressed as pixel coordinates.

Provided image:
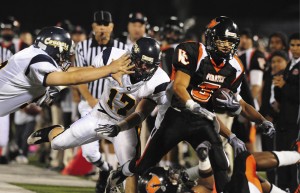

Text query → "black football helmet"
[138,167,178,193]
[160,16,184,44]
[205,16,240,61]
[138,167,195,193]
[34,26,72,71]
[130,37,161,82]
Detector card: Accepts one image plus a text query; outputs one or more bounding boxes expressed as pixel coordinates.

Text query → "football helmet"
[130,37,161,82]
[160,16,184,44]
[138,166,195,193]
[34,26,72,71]
[205,16,240,60]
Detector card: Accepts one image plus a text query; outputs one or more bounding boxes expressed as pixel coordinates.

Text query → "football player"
[98,16,275,193]
[0,26,133,117]
[27,37,170,192]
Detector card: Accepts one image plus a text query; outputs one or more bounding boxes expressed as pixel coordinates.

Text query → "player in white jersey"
[0,26,132,117]
[27,37,170,192]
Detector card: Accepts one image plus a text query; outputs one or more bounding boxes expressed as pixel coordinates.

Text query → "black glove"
[36,86,61,106]
[228,134,247,157]
[95,124,121,137]
[215,90,242,116]
[257,121,275,138]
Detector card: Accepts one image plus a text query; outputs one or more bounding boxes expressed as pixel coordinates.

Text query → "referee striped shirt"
[0,46,13,64]
[75,37,128,98]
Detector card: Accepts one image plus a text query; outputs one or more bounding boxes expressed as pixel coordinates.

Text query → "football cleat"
[27,125,62,145]
[96,165,113,193]
[196,141,211,161]
[105,167,127,193]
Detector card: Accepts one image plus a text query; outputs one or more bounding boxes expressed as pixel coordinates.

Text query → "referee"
[74,10,129,193]
[75,10,128,99]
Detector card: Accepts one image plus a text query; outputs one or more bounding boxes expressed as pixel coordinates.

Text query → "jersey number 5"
[107,88,135,116]
[191,82,220,103]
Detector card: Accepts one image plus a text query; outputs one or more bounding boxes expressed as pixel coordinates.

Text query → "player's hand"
[192,103,215,121]
[258,120,276,138]
[215,90,241,116]
[36,86,60,106]
[95,124,121,137]
[228,134,247,157]
[109,53,134,74]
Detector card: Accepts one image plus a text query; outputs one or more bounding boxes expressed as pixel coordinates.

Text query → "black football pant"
[135,107,229,193]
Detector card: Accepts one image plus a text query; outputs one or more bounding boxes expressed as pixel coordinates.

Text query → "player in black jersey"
[102,16,275,193]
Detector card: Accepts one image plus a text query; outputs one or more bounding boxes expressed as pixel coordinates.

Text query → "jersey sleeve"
[28,61,59,86]
[172,42,198,76]
[145,68,171,105]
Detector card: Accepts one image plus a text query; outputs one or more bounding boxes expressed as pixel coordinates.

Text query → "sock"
[270,184,288,193]
[93,155,110,171]
[122,161,134,177]
[273,151,300,167]
[198,157,211,171]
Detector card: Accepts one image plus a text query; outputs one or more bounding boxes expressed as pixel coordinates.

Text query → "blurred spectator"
[14,104,41,164]
[0,16,28,53]
[267,32,289,58]
[117,12,148,50]
[19,31,33,46]
[273,33,300,192]
[147,25,160,41]
[238,29,266,108]
[71,25,87,44]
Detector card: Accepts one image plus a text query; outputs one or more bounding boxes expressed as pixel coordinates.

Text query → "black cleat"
[105,167,127,193]
[96,165,113,193]
[27,125,62,145]
[196,141,211,161]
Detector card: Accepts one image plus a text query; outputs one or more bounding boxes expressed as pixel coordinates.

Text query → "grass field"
[12,183,95,193]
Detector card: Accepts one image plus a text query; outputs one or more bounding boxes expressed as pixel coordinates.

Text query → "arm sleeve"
[172,42,198,76]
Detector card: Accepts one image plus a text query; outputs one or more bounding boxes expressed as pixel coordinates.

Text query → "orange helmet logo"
[207,19,219,29]
[146,173,161,193]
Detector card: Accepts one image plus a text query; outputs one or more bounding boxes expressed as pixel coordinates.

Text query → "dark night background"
[1,0,299,38]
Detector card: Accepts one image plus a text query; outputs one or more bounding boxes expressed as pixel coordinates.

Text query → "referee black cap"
[94,11,113,26]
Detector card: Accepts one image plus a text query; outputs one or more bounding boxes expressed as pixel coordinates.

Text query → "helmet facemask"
[130,53,159,82]
[214,36,239,60]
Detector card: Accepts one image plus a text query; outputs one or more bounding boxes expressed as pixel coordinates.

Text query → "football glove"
[36,86,61,106]
[95,124,121,137]
[228,134,247,157]
[215,90,242,116]
[257,121,276,138]
[186,99,215,121]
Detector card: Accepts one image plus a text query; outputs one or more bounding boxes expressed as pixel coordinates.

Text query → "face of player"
[271,56,287,75]
[92,22,114,43]
[290,39,300,59]
[130,56,156,82]
[127,22,146,42]
[215,37,235,55]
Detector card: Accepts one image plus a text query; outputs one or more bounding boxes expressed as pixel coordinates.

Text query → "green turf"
[12,183,94,193]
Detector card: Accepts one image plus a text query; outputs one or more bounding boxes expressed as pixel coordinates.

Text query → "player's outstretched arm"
[96,98,156,137]
[45,53,134,86]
